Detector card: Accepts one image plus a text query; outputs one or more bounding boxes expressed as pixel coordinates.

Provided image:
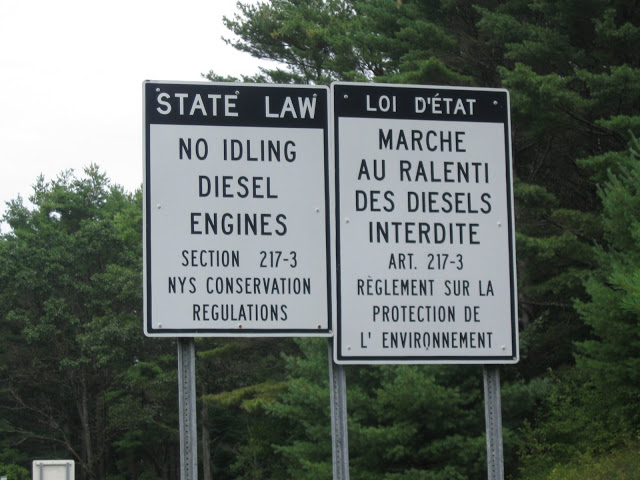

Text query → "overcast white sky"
[0,0,272,230]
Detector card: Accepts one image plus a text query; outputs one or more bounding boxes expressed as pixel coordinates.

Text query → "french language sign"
[143,82,331,336]
[332,83,518,363]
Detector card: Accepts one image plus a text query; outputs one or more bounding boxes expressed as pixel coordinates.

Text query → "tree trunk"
[95,393,106,479]
[77,379,93,479]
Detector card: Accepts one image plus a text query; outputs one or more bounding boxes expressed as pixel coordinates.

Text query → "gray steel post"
[178,338,198,480]
[328,340,350,480]
[483,365,504,480]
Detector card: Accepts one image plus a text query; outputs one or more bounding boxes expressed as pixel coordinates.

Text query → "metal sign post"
[328,340,350,480]
[178,338,198,480]
[483,365,504,480]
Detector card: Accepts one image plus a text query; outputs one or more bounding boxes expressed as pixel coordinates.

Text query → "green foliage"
[205,380,288,412]
[574,140,640,428]
[518,369,627,472]
[263,341,537,479]
[265,339,332,480]
[518,141,640,477]
[0,167,177,479]
[221,0,495,85]
[0,463,30,480]
[222,0,364,84]
[521,437,640,480]
[345,364,488,480]
[195,337,300,479]
[542,440,640,480]
[476,0,640,382]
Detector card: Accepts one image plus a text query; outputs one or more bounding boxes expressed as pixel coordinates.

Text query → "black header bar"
[144,81,328,128]
[333,82,509,123]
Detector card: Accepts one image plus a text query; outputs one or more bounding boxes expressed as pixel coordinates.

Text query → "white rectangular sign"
[332,83,518,363]
[143,82,331,336]
[32,460,74,480]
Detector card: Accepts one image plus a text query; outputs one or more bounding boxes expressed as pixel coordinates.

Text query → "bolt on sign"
[332,82,519,364]
[143,82,331,336]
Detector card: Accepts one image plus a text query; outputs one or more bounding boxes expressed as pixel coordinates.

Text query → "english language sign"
[143,81,331,336]
[332,82,518,364]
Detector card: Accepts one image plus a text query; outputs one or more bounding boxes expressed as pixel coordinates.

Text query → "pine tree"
[475,0,640,374]
[575,137,640,432]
